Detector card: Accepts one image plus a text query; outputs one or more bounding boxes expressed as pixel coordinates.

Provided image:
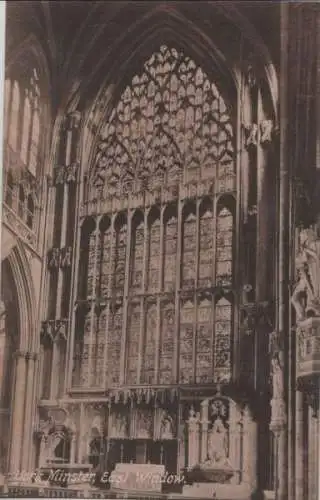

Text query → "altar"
[110,463,165,493]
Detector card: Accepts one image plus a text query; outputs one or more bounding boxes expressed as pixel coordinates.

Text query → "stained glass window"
[163,208,178,292]
[147,211,161,292]
[179,300,194,384]
[141,303,157,384]
[106,304,123,387]
[80,312,91,386]
[181,206,197,288]
[199,200,214,288]
[130,213,145,292]
[89,45,234,199]
[98,217,112,298]
[91,309,106,387]
[75,45,236,389]
[214,297,232,383]
[216,206,233,286]
[126,303,141,384]
[113,216,127,293]
[196,298,213,383]
[9,81,20,152]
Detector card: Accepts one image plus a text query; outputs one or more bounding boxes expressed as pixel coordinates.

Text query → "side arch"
[6,241,37,354]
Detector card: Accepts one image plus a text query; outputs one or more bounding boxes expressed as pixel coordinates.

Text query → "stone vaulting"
[1,2,320,499]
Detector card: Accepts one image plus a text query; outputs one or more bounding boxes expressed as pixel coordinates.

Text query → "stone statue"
[271,351,284,400]
[137,410,152,438]
[291,229,320,321]
[207,417,228,464]
[113,413,127,437]
[160,412,173,439]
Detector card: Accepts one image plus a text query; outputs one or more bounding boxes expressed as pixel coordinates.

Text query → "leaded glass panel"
[89,45,234,198]
[163,213,178,292]
[196,298,213,383]
[106,305,123,387]
[126,303,141,384]
[214,297,232,383]
[179,300,194,383]
[141,304,157,384]
[147,217,160,292]
[159,302,175,384]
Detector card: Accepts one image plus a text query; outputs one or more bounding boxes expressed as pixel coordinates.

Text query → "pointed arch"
[6,241,37,353]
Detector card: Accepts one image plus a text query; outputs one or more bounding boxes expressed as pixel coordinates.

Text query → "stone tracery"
[74,44,236,389]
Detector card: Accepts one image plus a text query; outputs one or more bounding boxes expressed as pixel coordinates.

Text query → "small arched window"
[5,171,14,207]
[27,194,34,229]
[18,185,25,219]
[8,81,20,151]
[4,79,11,141]
[29,110,40,176]
[20,93,31,165]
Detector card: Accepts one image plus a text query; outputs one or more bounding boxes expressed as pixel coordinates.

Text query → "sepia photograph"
[0,1,319,499]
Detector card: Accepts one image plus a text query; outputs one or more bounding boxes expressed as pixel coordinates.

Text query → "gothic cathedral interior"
[1,2,320,500]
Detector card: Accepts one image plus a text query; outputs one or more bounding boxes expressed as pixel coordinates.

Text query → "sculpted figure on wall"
[271,351,284,400]
[207,417,228,465]
[291,228,320,321]
[160,411,174,440]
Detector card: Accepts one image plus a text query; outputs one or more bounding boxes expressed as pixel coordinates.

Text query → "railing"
[7,484,171,499]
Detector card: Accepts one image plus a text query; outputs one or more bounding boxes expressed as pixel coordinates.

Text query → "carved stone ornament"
[244,123,258,147]
[291,227,320,322]
[41,319,68,343]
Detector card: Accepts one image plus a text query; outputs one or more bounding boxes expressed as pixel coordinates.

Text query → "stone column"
[9,351,27,472]
[270,399,287,500]
[200,399,209,462]
[187,408,200,469]
[295,391,304,500]
[21,353,37,471]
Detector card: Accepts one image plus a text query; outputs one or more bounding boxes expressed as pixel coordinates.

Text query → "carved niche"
[292,226,320,384]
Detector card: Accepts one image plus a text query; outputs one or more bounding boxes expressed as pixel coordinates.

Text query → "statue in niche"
[112,412,127,438]
[207,417,228,465]
[271,351,284,400]
[160,411,174,439]
[291,229,320,321]
[136,410,152,438]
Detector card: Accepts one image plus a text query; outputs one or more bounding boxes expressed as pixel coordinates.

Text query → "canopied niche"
[185,396,257,495]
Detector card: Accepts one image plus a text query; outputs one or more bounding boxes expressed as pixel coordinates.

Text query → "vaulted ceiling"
[5,1,280,117]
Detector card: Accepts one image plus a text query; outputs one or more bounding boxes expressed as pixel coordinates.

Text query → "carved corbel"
[60,246,72,268]
[259,120,273,145]
[244,123,258,148]
[54,165,65,185]
[47,247,60,269]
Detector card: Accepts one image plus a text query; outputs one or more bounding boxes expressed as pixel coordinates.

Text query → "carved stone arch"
[6,240,37,353]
